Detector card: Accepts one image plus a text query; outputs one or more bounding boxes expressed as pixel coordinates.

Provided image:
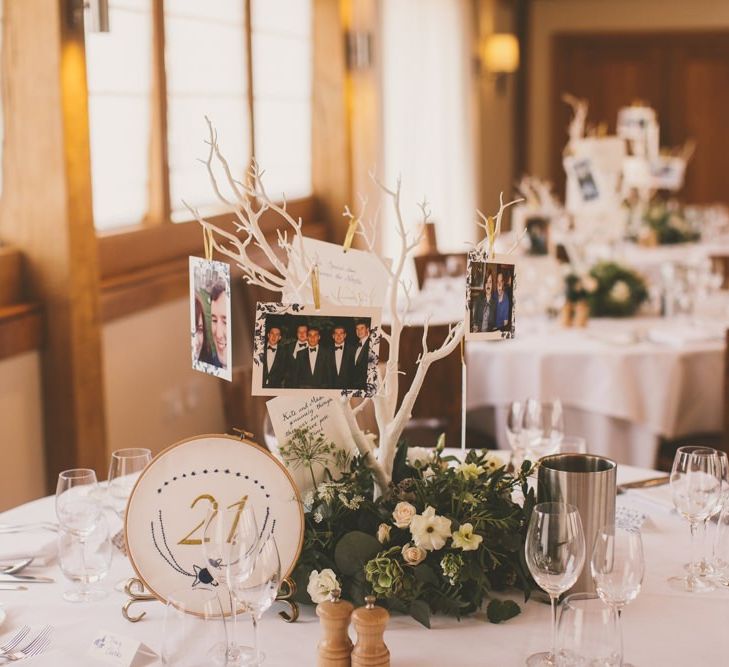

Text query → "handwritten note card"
[284,238,390,307]
[266,394,357,493]
[88,630,144,666]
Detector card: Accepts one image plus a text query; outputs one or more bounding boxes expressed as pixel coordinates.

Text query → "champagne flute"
[524,399,564,462]
[505,401,526,469]
[235,536,282,666]
[203,504,259,666]
[56,469,102,535]
[555,593,621,666]
[524,502,586,666]
[107,448,152,520]
[669,446,721,592]
[591,525,645,667]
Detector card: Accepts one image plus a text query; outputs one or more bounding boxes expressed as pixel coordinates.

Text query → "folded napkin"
[647,324,723,347]
[0,529,57,566]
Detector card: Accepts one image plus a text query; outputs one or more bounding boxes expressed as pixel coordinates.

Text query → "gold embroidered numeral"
[177,494,219,545]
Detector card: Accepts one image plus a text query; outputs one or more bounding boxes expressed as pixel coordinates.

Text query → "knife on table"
[0,584,28,591]
[0,574,54,584]
[617,476,670,494]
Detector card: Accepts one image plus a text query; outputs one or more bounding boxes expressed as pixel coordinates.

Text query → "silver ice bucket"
[537,453,617,594]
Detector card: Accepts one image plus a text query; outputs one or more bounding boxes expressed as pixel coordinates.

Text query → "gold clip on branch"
[311,263,321,310]
[202,225,214,262]
[342,215,359,253]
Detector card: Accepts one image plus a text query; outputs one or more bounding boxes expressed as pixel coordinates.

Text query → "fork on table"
[0,625,52,662]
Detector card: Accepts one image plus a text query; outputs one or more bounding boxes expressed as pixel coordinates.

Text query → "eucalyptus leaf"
[409,599,431,628]
[486,599,521,624]
[334,531,382,576]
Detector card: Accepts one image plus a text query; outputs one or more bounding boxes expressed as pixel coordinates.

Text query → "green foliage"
[289,436,536,628]
[486,599,521,623]
[642,200,700,245]
[587,261,648,317]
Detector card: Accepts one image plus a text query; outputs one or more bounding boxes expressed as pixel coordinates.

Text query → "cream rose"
[377,523,392,544]
[392,501,417,528]
[407,447,433,468]
[401,543,427,566]
[307,568,340,604]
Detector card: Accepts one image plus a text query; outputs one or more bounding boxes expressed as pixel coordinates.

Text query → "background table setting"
[1,448,729,666]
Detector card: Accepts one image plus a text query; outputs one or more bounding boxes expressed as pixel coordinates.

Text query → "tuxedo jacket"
[327,344,356,389]
[284,341,308,388]
[352,339,370,389]
[294,346,335,389]
[262,346,288,388]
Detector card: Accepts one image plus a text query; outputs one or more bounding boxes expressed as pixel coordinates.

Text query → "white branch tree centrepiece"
[189,120,515,497]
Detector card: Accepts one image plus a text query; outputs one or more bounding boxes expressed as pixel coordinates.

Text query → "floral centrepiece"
[639,199,701,246]
[586,260,649,317]
[289,435,536,627]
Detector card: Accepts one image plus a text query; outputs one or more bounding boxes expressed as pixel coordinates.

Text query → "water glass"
[203,504,259,666]
[58,515,112,602]
[525,502,586,666]
[107,448,152,520]
[56,469,102,535]
[560,436,587,454]
[591,526,644,666]
[669,446,721,592]
[236,536,282,665]
[161,588,228,666]
[555,594,621,667]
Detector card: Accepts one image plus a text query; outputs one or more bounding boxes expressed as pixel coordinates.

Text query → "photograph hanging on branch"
[465,251,516,340]
[252,302,381,397]
[189,256,232,381]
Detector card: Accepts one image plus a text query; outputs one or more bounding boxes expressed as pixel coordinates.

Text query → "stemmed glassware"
[203,504,259,666]
[669,446,722,592]
[235,536,282,666]
[107,448,152,522]
[505,401,526,469]
[555,593,621,666]
[524,502,586,666]
[56,469,110,602]
[591,525,645,667]
[524,399,564,462]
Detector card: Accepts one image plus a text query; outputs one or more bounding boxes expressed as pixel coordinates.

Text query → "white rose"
[401,543,427,566]
[392,501,417,528]
[451,523,483,552]
[377,523,391,544]
[407,447,433,468]
[609,280,631,303]
[307,568,340,604]
[409,506,452,551]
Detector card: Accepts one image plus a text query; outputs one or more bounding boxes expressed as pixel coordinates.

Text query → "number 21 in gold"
[177,494,248,546]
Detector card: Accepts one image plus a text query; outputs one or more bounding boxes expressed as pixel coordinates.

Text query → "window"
[86,0,313,231]
[85,0,152,231]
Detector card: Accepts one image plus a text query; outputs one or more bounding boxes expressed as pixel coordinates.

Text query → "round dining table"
[1,463,728,666]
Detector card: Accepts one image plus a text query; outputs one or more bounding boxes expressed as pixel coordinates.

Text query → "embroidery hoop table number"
[124,434,304,618]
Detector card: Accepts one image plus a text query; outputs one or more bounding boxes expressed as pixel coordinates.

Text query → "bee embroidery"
[192,564,218,587]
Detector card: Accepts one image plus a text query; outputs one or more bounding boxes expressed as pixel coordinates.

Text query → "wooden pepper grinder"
[351,595,390,667]
[316,588,354,667]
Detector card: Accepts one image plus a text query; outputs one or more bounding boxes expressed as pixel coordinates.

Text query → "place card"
[284,237,390,307]
[88,630,151,666]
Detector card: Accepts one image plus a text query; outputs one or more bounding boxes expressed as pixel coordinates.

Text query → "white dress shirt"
[308,346,318,373]
[293,341,307,358]
[354,337,367,363]
[266,345,278,371]
[334,345,344,373]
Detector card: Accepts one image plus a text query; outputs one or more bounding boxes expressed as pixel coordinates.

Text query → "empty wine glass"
[161,587,228,666]
[56,469,102,535]
[505,401,526,469]
[524,399,564,462]
[203,504,259,666]
[555,593,621,667]
[702,451,729,577]
[236,536,282,666]
[591,526,645,667]
[58,514,112,602]
[107,448,152,520]
[525,502,586,666]
[669,446,721,592]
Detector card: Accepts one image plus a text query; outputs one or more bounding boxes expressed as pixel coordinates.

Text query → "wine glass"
[525,502,586,666]
[203,504,259,666]
[524,399,564,462]
[703,451,729,576]
[58,514,112,602]
[161,587,228,666]
[591,525,645,667]
[669,446,721,592]
[56,469,102,535]
[236,536,282,666]
[555,593,621,667]
[505,401,526,469]
[107,448,152,520]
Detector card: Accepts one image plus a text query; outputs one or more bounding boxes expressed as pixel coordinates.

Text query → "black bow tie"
[335,346,343,351]
[267,346,277,352]
[358,341,365,347]
[297,342,306,348]
[309,347,317,353]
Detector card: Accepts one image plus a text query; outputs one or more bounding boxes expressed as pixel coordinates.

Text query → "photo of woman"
[466,253,516,341]
[471,271,495,333]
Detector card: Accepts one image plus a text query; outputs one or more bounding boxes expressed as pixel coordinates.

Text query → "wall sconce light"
[68,0,110,33]
[480,33,519,94]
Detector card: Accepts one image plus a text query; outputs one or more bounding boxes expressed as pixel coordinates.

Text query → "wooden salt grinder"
[351,596,390,667]
[317,588,354,667]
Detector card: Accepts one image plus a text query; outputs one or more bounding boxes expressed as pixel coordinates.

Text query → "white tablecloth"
[466,317,725,468]
[1,465,729,666]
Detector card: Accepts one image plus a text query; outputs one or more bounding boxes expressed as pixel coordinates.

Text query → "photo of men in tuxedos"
[262,326,288,388]
[285,323,309,388]
[352,321,370,389]
[328,326,355,389]
[294,326,334,389]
